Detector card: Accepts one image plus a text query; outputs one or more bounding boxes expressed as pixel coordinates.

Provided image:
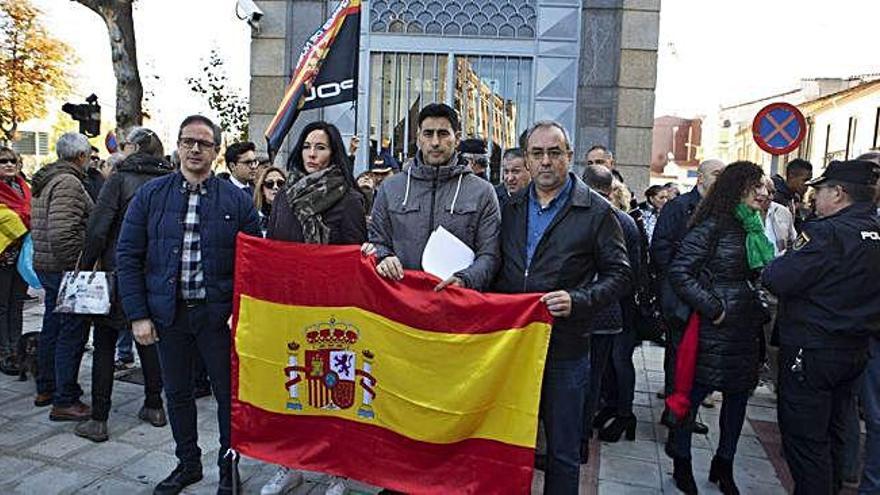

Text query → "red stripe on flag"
[234,234,552,335]
[231,401,535,494]
[0,176,32,228]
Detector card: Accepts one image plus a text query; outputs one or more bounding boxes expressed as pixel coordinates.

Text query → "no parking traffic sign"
[752,102,806,155]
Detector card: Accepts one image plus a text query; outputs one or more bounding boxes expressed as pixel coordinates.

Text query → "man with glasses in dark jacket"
[117,115,261,495]
[494,121,631,494]
[224,141,258,199]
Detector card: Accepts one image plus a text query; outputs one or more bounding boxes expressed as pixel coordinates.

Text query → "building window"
[800,117,813,160]
[370,52,450,164]
[845,116,858,159]
[453,55,532,156]
[368,52,532,173]
[38,132,49,155]
[10,131,50,156]
[873,107,880,150]
[370,0,537,39]
[824,124,832,165]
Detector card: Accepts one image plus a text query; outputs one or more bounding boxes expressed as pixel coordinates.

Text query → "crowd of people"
[0,101,877,495]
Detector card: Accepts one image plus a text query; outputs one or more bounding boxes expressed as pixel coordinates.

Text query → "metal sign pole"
[770,154,779,177]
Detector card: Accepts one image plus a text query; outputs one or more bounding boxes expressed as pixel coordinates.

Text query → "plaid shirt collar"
[179,172,214,195]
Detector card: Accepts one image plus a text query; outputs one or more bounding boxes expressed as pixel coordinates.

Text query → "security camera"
[236,0,264,30]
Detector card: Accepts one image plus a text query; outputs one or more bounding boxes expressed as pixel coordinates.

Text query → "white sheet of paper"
[421,226,475,281]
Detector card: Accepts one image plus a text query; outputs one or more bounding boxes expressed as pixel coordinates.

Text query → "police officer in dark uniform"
[762,159,880,495]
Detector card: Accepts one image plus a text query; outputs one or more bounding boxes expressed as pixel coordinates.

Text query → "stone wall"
[576,0,659,200]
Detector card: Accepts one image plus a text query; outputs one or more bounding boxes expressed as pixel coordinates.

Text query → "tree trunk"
[74,0,143,139]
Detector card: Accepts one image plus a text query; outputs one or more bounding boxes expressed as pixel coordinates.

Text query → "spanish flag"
[0,175,31,255]
[231,235,552,494]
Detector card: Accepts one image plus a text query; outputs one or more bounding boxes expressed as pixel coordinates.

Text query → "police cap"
[806,159,880,187]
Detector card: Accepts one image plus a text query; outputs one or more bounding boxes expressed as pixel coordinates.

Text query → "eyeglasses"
[263,179,285,189]
[179,138,216,150]
[237,159,259,168]
[0,159,16,165]
[528,148,567,162]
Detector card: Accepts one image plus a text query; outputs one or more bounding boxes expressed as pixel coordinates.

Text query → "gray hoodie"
[369,151,500,290]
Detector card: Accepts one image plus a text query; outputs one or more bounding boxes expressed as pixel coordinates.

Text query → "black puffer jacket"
[81,153,173,271]
[668,218,764,392]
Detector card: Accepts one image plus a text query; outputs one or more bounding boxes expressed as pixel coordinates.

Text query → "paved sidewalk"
[0,296,793,494]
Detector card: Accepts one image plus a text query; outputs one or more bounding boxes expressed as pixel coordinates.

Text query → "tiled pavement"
[1,295,794,494]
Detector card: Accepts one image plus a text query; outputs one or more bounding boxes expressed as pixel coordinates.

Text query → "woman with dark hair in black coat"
[262,121,366,495]
[667,161,775,495]
[267,121,366,245]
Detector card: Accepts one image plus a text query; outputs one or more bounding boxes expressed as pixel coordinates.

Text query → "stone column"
[576,0,659,199]
[614,0,660,200]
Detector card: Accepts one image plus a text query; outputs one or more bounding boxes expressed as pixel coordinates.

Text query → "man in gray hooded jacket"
[368,103,500,290]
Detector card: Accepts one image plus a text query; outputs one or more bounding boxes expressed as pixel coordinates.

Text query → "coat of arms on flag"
[283,318,377,418]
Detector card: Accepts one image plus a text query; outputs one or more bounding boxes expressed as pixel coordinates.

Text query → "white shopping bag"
[54,270,112,315]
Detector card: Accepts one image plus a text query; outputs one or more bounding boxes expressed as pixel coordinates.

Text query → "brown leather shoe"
[138,405,167,427]
[74,419,108,442]
[49,401,91,422]
[34,392,53,407]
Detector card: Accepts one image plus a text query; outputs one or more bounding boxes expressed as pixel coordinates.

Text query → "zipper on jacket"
[429,169,438,231]
[523,267,529,292]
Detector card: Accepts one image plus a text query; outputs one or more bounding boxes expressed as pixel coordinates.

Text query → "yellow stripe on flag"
[235,295,551,448]
[0,204,26,254]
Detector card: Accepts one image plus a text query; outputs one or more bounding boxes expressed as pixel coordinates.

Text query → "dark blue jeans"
[541,353,590,495]
[673,383,749,461]
[36,271,88,406]
[155,301,231,468]
[116,327,134,362]
[860,338,880,495]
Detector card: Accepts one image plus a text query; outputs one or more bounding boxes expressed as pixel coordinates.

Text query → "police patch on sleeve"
[793,231,811,251]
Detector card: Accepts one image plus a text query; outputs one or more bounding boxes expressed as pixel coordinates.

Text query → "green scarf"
[734,202,775,270]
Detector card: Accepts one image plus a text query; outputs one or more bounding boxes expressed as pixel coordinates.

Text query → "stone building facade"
[248,0,659,193]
